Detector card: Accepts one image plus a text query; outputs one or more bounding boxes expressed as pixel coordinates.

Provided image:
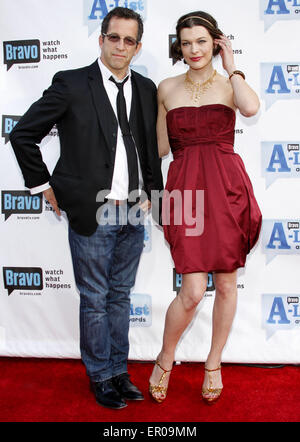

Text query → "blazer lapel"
[130,70,155,133]
[88,60,118,154]
[129,77,142,149]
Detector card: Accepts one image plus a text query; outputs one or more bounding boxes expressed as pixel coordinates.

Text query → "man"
[10,7,163,409]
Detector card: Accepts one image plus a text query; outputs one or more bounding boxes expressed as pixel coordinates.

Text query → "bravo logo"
[261,63,300,109]
[262,294,300,338]
[173,269,215,294]
[2,115,21,144]
[262,219,300,263]
[3,40,40,70]
[84,0,147,36]
[130,293,151,327]
[3,267,43,295]
[260,0,300,30]
[169,34,177,65]
[1,191,43,220]
[261,141,300,187]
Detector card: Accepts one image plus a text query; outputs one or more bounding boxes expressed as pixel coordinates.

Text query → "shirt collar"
[98,57,131,83]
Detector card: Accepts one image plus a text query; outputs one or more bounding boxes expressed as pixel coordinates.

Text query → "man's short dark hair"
[101,7,144,43]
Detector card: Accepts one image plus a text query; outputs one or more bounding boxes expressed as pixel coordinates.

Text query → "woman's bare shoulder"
[213,71,236,109]
[158,74,185,93]
[215,71,231,84]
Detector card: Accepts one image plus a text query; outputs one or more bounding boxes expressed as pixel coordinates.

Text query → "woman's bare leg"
[149,272,208,401]
[202,270,238,399]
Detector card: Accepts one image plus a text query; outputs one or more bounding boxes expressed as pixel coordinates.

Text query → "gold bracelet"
[229,70,245,80]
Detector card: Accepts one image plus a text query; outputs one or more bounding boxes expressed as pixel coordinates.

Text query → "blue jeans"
[68,203,144,382]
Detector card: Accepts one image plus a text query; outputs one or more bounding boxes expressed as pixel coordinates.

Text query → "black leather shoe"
[90,379,127,409]
[112,373,144,400]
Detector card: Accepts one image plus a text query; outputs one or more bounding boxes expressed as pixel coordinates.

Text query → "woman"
[149,11,262,404]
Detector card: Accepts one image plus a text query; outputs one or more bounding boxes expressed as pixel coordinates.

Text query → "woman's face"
[180,25,214,70]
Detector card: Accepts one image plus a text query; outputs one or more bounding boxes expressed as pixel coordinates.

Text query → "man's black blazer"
[10,60,164,235]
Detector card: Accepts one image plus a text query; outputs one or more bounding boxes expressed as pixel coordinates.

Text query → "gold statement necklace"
[184,69,217,103]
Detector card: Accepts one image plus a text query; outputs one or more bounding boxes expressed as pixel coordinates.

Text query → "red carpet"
[0,357,299,423]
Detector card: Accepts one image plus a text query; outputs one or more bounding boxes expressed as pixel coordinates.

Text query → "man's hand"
[139,199,151,213]
[43,187,61,216]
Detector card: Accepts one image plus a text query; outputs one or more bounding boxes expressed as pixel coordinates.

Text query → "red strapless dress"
[163,104,262,274]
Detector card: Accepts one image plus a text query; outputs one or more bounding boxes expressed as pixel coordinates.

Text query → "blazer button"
[112,146,116,152]
[112,133,117,138]
[105,163,110,169]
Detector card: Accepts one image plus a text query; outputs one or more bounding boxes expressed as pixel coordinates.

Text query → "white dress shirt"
[30,58,143,199]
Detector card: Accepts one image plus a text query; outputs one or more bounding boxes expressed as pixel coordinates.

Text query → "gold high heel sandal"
[149,360,172,403]
[202,365,223,405]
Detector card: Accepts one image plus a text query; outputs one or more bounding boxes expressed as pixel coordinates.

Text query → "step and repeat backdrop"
[0,0,299,363]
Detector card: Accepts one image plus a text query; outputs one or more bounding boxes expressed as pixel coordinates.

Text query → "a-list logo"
[262,141,300,187]
[262,294,300,338]
[84,0,147,36]
[3,40,40,71]
[130,293,152,327]
[130,65,148,77]
[260,0,300,31]
[262,219,300,263]
[261,62,300,109]
[3,267,43,296]
[2,115,21,144]
[143,224,151,252]
[1,191,43,221]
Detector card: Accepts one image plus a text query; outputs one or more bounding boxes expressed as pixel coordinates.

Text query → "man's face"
[99,17,141,78]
